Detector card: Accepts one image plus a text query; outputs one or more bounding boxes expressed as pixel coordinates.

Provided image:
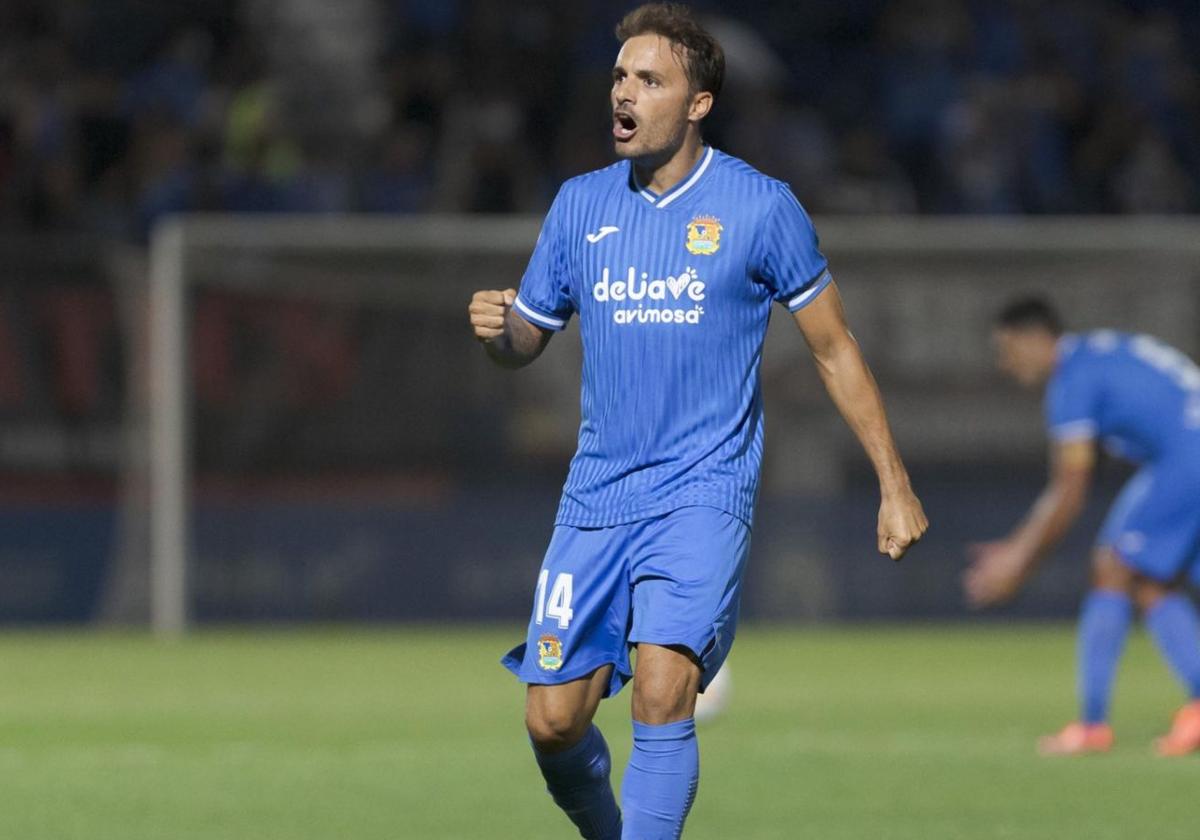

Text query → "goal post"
[148,220,190,636]
[143,214,544,635]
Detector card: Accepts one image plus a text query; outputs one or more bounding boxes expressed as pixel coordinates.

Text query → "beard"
[613,118,688,165]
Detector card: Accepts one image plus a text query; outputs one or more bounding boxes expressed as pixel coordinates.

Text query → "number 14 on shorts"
[535,571,574,630]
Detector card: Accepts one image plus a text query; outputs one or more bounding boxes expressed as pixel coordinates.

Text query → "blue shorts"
[1098,456,1200,585]
[501,505,751,698]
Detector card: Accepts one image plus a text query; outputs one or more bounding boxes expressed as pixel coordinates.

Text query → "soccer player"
[965,297,1200,756]
[468,5,927,836]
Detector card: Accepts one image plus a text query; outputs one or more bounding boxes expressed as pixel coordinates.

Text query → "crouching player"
[966,297,1200,756]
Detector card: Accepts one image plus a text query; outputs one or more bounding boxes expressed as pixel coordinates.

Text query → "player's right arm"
[965,351,1099,607]
[470,187,575,368]
[469,288,554,369]
[964,438,1095,607]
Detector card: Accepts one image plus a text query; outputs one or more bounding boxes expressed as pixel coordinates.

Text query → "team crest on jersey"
[537,634,564,671]
[686,215,722,255]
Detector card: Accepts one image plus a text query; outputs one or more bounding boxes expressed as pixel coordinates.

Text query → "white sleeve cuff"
[1050,419,1097,441]
[785,269,833,312]
[513,295,567,331]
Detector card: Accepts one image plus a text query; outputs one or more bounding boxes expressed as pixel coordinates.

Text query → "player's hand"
[963,540,1030,608]
[468,289,517,342]
[877,488,927,561]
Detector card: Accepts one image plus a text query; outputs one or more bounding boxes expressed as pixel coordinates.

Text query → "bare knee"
[525,698,591,752]
[632,680,694,725]
[1091,547,1173,613]
[1134,576,1172,613]
[631,644,701,725]
[524,668,609,753]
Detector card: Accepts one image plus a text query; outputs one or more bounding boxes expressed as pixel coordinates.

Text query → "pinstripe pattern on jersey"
[516,148,830,527]
[1048,331,1200,463]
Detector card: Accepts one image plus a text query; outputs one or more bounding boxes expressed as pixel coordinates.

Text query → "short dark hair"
[615,3,725,98]
[995,296,1064,336]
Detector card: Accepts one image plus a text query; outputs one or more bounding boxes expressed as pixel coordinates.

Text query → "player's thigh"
[501,523,635,697]
[1096,468,1153,556]
[629,506,751,691]
[1098,462,1200,584]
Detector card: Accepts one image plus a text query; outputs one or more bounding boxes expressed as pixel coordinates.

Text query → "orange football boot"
[1037,722,1114,756]
[1154,700,1200,757]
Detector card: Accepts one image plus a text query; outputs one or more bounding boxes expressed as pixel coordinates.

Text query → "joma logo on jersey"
[686,215,722,255]
[592,267,707,326]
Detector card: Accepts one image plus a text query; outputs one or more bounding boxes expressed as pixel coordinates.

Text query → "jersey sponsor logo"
[592,266,707,325]
[585,225,620,244]
[685,215,722,255]
[536,634,564,671]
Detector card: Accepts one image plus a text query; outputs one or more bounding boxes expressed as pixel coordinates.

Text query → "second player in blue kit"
[1048,331,1200,588]
[468,5,927,838]
[967,298,1200,757]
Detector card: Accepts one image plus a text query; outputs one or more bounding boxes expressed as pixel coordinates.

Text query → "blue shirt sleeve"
[1045,351,1099,441]
[752,185,832,312]
[513,189,576,332]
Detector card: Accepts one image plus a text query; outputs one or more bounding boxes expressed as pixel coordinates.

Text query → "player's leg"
[620,643,702,840]
[1100,458,1200,755]
[1039,547,1133,755]
[620,506,751,838]
[1067,471,1151,736]
[1078,550,1134,725]
[1147,559,1200,754]
[525,668,623,838]
[1136,576,1200,711]
[1135,569,1200,756]
[501,523,636,839]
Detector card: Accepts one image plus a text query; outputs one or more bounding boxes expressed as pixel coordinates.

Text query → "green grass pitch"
[0,625,1195,839]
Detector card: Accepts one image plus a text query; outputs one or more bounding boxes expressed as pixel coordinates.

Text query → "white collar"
[631,146,715,209]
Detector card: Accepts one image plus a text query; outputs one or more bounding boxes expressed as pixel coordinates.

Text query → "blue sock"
[1145,593,1200,700]
[1077,590,1133,724]
[620,718,699,840]
[533,725,622,840]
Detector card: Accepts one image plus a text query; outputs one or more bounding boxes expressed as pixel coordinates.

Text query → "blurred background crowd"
[2,1,1199,626]
[1,0,1198,243]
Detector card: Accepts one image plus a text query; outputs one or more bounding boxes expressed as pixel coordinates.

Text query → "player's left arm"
[793,281,928,561]
[964,437,1095,607]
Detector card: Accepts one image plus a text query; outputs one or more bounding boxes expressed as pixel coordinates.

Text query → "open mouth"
[613,111,637,142]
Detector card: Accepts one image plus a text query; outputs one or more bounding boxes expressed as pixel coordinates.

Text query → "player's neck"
[1034,343,1059,388]
[634,134,706,196]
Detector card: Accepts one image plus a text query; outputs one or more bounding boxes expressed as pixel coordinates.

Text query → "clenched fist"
[469,289,516,342]
[878,488,928,561]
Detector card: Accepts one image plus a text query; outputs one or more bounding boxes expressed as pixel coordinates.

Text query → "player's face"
[611,34,698,162]
[993,328,1055,388]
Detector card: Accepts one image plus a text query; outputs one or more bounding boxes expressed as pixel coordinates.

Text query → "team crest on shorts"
[537,634,564,671]
[686,215,722,256]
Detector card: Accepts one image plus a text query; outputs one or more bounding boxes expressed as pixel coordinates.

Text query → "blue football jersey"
[1046,330,1200,462]
[514,147,831,527]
